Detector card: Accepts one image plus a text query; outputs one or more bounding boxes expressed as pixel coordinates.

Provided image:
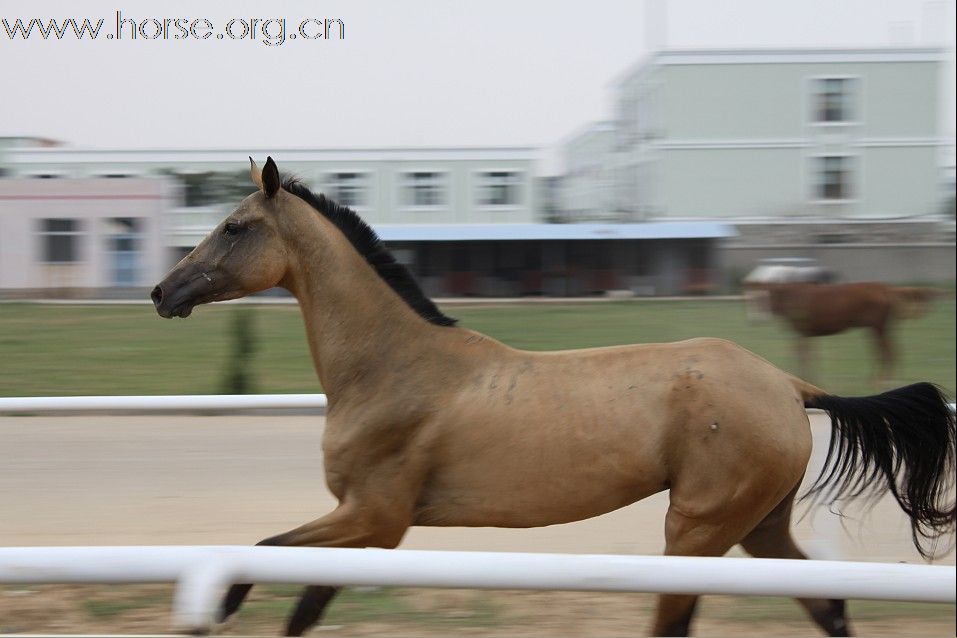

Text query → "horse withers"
[151,157,955,636]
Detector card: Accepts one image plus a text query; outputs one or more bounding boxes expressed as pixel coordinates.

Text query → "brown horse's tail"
[790,376,956,558]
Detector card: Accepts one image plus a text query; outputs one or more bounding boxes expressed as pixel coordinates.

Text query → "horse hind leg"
[739,487,852,637]
[651,504,765,636]
[653,446,813,637]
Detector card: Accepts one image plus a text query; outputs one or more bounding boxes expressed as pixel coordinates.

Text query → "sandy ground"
[1,413,954,635]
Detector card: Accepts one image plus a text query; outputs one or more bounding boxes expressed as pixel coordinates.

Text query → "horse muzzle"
[152,266,234,319]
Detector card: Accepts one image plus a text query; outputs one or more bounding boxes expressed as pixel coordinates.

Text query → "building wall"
[0,178,171,293]
[615,49,947,219]
[660,147,805,217]
[725,244,955,286]
[660,64,807,139]
[658,60,939,140]
[725,219,956,285]
[4,148,539,233]
[860,146,939,216]
[560,124,617,221]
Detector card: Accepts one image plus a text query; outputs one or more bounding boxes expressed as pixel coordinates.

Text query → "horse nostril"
[150,285,164,307]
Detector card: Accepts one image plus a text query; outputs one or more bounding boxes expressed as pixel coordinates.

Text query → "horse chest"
[321,417,411,496]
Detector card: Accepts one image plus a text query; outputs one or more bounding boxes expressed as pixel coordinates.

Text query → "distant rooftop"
[616,46,945,86]
[375,222,735,242]
[4,146,539,165]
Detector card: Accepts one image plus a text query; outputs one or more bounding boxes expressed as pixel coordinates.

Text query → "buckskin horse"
[151,158,955,636]
[745,279,940,388]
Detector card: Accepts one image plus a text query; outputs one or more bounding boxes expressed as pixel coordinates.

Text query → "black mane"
[281,177,457,327]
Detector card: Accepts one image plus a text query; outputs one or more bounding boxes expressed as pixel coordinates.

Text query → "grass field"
[0,298,953,398]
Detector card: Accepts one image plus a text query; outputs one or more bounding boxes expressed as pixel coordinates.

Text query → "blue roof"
[374,222,735,242]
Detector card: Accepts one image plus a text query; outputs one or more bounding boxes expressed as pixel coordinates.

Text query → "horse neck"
[278,212,439,400]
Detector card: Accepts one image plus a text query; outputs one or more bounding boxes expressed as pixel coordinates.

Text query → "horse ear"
[262,156,280,198]
[249,157,263,190]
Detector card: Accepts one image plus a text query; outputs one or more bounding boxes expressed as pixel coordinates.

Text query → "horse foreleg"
[740,487,852,636]
[221,581,339,637]
[219,502,409,636]
[285,585,341,636]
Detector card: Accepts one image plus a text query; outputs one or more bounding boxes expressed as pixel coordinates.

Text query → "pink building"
[0,178,174,296]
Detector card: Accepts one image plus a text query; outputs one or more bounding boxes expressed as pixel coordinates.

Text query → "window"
[477,171,521,207]
[106,218,141,286]
[324,172,368,208]
[39,219,82,263]
[813,78,855,123]
[402,172,446,207]
[813,156,852,201]
[178,172,216,207]
[173,171,250,207]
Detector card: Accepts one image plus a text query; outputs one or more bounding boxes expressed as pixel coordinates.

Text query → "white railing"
[0,394,952,414]
[0,393,326,412]
[0,546,953,632]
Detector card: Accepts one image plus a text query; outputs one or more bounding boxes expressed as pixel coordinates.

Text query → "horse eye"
[224,222,243,236]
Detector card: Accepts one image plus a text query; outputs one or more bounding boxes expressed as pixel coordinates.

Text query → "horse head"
[151,157,290,318]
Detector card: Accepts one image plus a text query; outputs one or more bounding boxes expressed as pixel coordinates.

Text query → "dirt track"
[2,413,950,560]
[1,414,954,635]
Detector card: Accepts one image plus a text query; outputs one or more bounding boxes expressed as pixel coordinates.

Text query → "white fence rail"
[0,546,953,632]
[1,394,952,415]
[0,393,327,412]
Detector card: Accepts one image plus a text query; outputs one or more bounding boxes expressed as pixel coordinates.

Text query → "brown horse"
[151,158,955,637]
[746,281,940,388]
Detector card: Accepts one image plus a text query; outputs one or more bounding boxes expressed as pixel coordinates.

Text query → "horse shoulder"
[321,397,441,499]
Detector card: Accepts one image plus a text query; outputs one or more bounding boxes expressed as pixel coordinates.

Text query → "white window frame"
[807,75,862,127]
[320,170,372,210]
[398,170,449,211]
[37,218,85,264]
[103,217,144,287]
[807,153,860,205]
[473,169,524,210]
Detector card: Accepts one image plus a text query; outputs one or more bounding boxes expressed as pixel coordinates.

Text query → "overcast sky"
[2,0,955,172]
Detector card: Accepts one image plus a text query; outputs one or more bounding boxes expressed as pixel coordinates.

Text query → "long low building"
[0,176,733,298]
[168,220,735,298]
[377,222,733,297]
[3,146,540,226]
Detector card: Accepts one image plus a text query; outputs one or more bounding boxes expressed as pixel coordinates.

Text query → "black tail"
[802,382,956,558]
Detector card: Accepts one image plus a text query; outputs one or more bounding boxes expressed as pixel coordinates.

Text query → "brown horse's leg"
[219,503,408,636]
[286,585,341,636]
[870,326,895,390]
[650,506,747,636]
[796,335,814,383]
[221,568,340,636]
[739,487,852,637]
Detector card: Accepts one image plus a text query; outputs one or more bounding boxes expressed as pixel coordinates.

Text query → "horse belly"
[413,411,668,528]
